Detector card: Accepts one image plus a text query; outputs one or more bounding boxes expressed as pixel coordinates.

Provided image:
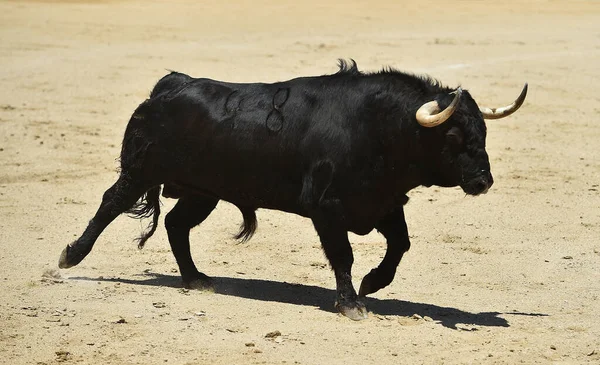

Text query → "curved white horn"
[480,83,528,119]
[415,88,462,128]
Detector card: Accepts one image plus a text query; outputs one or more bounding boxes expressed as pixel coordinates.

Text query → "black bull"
[59,60,527,320]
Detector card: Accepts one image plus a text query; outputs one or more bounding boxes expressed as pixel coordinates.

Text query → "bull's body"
[145,66,427,233]
[59,61,526,320]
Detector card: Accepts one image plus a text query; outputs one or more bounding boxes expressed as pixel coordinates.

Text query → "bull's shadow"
[71,272,543,329]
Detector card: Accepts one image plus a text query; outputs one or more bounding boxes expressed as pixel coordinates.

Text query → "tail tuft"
[126,186,162,248]
[234,206,257,243]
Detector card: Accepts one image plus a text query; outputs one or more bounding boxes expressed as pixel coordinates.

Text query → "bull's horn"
[480,83,528,119]
[415,88,462,128]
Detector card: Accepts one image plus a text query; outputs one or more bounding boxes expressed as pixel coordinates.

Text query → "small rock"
[194,311,206,317]
[274,337,283,344]
[423,316,433,322]
[550,345,557,350]
[411,314,423,320]
[114,318,126,324]
[456,324,479,331]
[253,349,262,353]
[588,350,596,356]
[265,330,281,338]
[153,302,166,308]
[245,342,255,347]
[562,256,573,260]
[55,350,70,362]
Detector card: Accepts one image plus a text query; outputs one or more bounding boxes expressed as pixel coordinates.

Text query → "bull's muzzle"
[462,170,494,196]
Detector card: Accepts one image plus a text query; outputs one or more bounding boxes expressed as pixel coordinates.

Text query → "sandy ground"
[1,0,599,364]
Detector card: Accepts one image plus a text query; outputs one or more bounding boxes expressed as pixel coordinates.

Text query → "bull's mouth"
[461,175,493,196]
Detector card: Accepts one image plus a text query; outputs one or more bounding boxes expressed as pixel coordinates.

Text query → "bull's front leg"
[359,207,411,297]
[311,216,367,321]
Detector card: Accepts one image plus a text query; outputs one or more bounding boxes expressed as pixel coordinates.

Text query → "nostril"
[480,170,493,189]
[476,179,488,191]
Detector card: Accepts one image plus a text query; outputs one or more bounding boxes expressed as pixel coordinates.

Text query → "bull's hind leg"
[312,217,367,321]
[358,207,411,297]
[58,174,150,268]
[164,195,218,290]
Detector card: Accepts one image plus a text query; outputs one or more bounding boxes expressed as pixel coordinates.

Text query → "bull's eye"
[446,127,464,151]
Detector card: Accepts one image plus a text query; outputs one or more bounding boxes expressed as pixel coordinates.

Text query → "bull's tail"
[126,185,162,248]
[234,206,257,243]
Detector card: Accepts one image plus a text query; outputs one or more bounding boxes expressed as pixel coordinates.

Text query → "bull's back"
[143,78,320,212]
[139,75,378,217]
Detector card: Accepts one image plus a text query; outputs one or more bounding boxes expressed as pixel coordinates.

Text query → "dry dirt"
[1,0,599,364]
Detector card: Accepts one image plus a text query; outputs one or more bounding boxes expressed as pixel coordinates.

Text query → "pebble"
[456,324,479,331]
[153,302,166,308]
[55,350,70,362]
[265,330,281,338]
[245,342,255,347]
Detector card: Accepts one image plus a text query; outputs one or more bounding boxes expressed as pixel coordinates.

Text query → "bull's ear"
[446,127,464,147]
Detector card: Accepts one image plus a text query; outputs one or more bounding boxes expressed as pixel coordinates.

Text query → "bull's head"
[415,84,527,195]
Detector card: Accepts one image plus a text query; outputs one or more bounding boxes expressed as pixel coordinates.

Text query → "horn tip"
[520,83,528,99]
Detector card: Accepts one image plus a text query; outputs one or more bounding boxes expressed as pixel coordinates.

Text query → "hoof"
[358,277,373,297]
[183,274,214,292]
[58,244,76,269]
[358,269,389,297]
[58,241,93,269]
[336,300,368,321]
